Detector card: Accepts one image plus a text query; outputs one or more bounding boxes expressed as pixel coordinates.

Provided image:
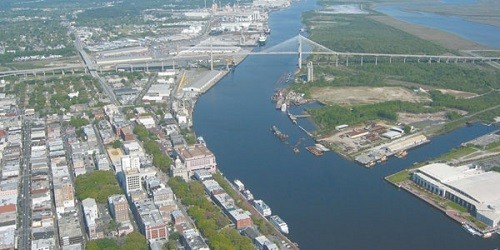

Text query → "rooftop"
[177,143,214,159]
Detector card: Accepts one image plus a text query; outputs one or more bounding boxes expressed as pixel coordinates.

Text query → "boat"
[276,98,284,110]
[462,223,481,236]
[258,35,267,46]
[270,215,289,234]
[306,146,323,156]
[253,200,272,217]
[280,103,287,112]
[264,26,271,35]
[234,179,245,191]
[293,147,300,154]
[271,125,289,141]
[395,150,408,158]
[243,190,254,201]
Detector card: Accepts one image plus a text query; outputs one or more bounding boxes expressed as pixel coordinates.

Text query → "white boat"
[280,103,287,112]
[462,223,481,236]
[258,35,267,46]
[234,179,245,191]
[253,200,272,217]
[243,190,254,201]
[270,215,289,234]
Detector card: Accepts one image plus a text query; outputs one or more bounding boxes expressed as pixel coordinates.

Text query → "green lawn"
[435,146,478,162]
[386,170,410,184]
[445,201,468,213]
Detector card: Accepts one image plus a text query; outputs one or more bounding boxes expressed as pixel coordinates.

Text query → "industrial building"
[412,163,500,227]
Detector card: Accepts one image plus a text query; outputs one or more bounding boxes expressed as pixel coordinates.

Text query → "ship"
[253,200,272,217]
[306,146,323,156]
[271,125,289,141]
[270,215,289,234]
[234,179,245,191]
[243,190,254,201]
[258,35,267,46]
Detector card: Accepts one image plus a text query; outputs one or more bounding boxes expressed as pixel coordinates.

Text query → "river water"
[376,1,500,49]
[193,0,500,249]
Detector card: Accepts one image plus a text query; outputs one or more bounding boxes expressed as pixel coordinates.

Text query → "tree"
[85,238,118,250]
[108,220,121,234]
[112,140,122,149]
[122,232,148,250]
[68,117,90,128]
[75,171,122,203]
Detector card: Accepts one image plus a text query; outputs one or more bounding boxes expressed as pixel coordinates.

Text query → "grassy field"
[305,12,450,54]
[385,170,411,184]
[435,146,478,161]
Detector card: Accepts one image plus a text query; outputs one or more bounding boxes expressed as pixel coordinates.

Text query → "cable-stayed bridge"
[2,34,500,77]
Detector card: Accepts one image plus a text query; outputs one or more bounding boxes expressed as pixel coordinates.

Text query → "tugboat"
[258,35,267,46]
[264,26,271,35]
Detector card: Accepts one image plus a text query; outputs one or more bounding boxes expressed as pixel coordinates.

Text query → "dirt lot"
[397,112,448,125]
[310,86,430,106]
[437,89,479,99]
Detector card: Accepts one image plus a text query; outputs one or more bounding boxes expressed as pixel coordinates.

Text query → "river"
[375,0,500,49]
[193,0,500,249]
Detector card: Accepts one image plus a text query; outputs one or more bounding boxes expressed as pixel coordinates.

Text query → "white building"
[412,163,500,227]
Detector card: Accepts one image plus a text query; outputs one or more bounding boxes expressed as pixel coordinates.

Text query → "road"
[19,119,32,250]
[74,36,119,105]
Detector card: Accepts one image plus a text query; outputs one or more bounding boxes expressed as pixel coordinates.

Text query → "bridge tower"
[298,36,302,69]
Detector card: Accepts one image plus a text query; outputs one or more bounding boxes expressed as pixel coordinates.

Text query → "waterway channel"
[375,0,500,49]
[193,0,500,248]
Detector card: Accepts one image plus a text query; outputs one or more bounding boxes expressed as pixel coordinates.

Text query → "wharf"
[355,134,430,167]
[222,175,300,250]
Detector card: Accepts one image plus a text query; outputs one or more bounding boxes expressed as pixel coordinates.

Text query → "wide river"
[194,0,500,249]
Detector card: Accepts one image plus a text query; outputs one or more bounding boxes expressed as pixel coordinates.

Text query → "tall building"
[108,194,130,224]
[123,167,156,194]
[82,198,103,240]
[132,199,168,240]
[121,155,140,172]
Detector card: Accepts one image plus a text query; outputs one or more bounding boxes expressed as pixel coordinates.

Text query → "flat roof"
[177,144,214,159]
[419,163,482,183]
[447,171,500,206]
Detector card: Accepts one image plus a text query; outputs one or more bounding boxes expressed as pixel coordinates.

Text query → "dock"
[298,125,313,137]
[355,134,430,167]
